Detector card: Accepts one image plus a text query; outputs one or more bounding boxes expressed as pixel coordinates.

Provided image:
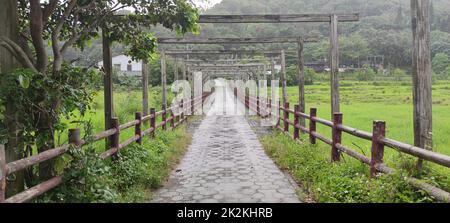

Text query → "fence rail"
[0,92,212,203]
[236,93,450,202]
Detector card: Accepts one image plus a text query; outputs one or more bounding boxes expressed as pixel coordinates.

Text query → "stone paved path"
[151,83,300,203]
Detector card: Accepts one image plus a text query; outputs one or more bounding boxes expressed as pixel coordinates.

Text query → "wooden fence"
[0,93,211,203]
[236,92,450,202]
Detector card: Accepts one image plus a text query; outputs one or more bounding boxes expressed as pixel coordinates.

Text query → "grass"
[261,132,435,203]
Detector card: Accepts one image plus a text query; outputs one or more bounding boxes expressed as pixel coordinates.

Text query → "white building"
[98,55,142,76]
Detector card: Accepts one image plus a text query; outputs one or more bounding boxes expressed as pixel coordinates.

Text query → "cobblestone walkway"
[151,114,301,203]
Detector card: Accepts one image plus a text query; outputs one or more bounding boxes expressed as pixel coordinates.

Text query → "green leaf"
[18,75,30,88]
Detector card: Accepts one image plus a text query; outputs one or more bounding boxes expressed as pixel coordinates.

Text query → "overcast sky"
[196,0,223,9]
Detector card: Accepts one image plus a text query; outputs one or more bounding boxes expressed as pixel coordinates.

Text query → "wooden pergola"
[157,38,310,124]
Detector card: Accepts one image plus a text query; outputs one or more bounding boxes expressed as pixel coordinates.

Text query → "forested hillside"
[199,0,450,69]
[66,0,450,83]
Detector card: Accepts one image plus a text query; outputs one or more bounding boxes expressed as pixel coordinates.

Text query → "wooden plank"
[297,38,305,127]
[102,29,114,145]
[280,50,288,104]
[185,59,270,63]
[198,14,360,23]
[330,14,340,117]
[165,49,284,56]
[158,37,317,44]
[142,60,149,123]
[411,0,433,171]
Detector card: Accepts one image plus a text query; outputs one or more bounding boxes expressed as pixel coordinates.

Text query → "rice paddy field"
[279,80,450,191]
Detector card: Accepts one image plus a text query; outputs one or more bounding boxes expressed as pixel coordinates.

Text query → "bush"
[356,65,376,81]
[41,122,190,203]
[392,68,407,81]
[432,53,450,75]
[305,68,316,85]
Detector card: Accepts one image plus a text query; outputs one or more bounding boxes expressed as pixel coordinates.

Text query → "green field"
[274,80,450,192]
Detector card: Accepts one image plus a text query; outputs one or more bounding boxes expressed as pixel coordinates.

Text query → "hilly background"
[66,0,450,84]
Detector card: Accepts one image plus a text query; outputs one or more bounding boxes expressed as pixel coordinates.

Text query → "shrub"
[356,65,376,81]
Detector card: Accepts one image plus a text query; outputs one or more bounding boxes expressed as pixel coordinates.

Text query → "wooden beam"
[142,59,149,123]
[188,63,265,67]
[165,49,284,56]
[184,59,271,63]
[411,0,433,171]
[102,29,114,143]
[174,58,179,81]
[330,14,340,117]
[198,14,360,23]
[158,37,317,44]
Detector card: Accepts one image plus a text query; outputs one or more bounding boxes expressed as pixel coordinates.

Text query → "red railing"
[236,93,450,202]
[0,92,212,203]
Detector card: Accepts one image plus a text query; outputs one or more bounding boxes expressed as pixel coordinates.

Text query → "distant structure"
[306,60,326,72]
[98,55,142,76]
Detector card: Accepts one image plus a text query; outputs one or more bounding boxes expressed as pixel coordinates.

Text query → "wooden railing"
[0,92,211,203]
[236,93,450,202]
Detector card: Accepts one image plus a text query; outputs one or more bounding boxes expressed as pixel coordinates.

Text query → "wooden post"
[284,102,290,133]
[68,129,82,147]
[182,63,187,81]
[135,112,142,144]
[277,101,281,127]
[270,60,276,82]
[330,14,340,118]
[191,93,195,116]
[150,108,156,137]
[174,58,179,82]
[162,106,167,131]
[142,60,149,125]
[297,38,306,127]
[411,0,433,171]
[0,145,6,203]
[268,98,272,116]
[110,118,120,156]
[294,105,300,140]
[370,121,386,178]
[170,110,175,128]
[102,29,114,146]
[331,113,343,162]
[181,99,185,122]
[280,50,288,105]
[161,50,167,112]
[257,96,260,116]
[309,108,317,144]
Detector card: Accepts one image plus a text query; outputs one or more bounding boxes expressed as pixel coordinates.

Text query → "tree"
[0,0,199,188]
[432,53,450,74]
